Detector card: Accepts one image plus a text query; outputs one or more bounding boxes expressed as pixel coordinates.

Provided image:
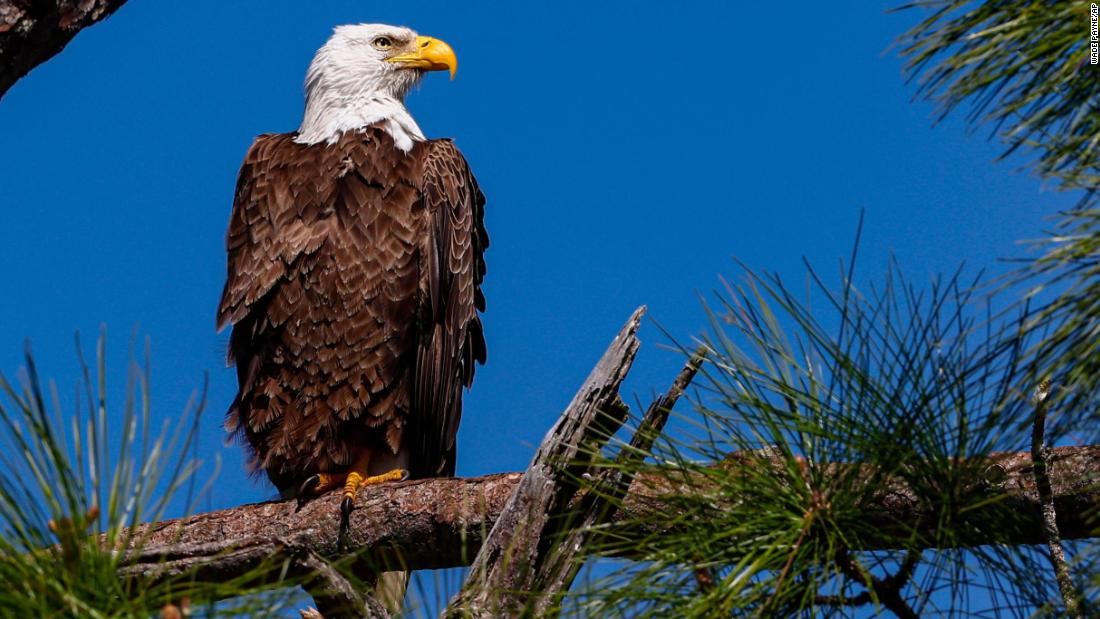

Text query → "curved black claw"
[296,474,322,512]
[338,495,354,551]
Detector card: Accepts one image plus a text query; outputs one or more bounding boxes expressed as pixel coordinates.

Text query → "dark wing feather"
[216,133,330,337]
[411,140,488,478]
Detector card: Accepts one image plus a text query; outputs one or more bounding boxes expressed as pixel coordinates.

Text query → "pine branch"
[112,444,1100,600]
[0,0,129,99]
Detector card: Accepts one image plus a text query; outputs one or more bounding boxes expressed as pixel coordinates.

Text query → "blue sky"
[0,0,1083,612]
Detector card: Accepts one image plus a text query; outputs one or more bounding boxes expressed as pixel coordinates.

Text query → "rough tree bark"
[0,0,128,99]
[117,433,1100,598]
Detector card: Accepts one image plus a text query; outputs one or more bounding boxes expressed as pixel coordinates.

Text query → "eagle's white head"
[295,24,458,151]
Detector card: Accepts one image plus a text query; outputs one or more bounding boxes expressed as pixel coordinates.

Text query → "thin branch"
[815,590,872,608]
[879,549,920,592]
[814,546,919,612]
[836,547,919,619]
[1031,381,1084,618]
[296,549,391,619]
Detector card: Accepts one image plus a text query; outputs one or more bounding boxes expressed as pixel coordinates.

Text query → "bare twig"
[1031,382,1084,618]
[836,548,919,619]
[814,547,919,613]
[815,590,872,608]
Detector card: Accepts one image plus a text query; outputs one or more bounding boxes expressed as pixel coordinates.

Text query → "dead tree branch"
[0,0,128,99]
[515,347,705,617]
[446,307,646,617]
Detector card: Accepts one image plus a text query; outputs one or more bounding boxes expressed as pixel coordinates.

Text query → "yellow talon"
[343,468,409,500]
[344,471,363,499]
[338,467,409,549]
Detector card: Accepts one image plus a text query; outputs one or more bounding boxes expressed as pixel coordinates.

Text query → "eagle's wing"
[411,140,488,478]
[216,133,328,335]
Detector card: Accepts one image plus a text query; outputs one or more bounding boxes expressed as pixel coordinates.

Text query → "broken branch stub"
[524,348,705,617]
[446,307,646,618]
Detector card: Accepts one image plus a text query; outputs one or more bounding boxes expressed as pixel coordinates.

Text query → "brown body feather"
[216,125,487,493]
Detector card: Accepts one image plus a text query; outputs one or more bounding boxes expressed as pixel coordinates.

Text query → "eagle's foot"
[295,473,342,512]
[337,468,409,549]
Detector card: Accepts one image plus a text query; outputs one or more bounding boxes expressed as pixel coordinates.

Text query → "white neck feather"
[293,33,426,151]
[296,93,424,151]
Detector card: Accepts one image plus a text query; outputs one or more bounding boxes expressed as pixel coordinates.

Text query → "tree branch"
[296,548,391,619]
[0,0,128,99]
[114,445,1100,595]
[836,547,919,619]
[1031,383,1084,618]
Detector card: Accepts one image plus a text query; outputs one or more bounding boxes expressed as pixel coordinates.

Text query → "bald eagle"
[216,24,487,536]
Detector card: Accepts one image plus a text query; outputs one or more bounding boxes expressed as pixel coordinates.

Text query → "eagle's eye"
[372,36,394,50]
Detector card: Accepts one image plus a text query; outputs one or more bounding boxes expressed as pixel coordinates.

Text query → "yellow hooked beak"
[386,36,458,79]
